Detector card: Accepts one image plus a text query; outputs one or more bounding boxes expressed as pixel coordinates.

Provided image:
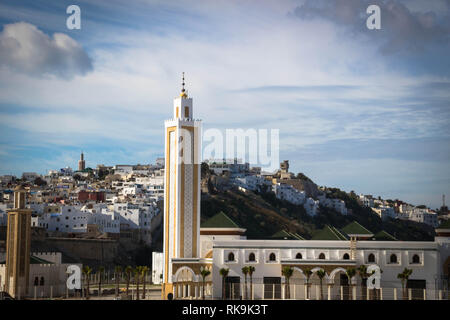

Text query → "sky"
[0,0,449,209]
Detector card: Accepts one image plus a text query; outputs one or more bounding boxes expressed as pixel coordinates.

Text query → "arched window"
[269,253,276,261]
[343,253,350,260]
[248,252,256,262]
[34,277,39,286]
[295,253,302,259]
[40,277,45,286]
[368,253,375,263]
[318,253,326,260]
[227,252,235,262]
[412,254,420,264]
[390,254,398,264]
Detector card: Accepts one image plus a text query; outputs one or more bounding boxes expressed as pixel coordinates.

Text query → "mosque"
[162,75,450,300]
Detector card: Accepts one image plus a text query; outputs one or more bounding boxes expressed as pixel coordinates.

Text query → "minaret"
[78,151,85,171]
[162,73,202,298]
[5,185,32,298]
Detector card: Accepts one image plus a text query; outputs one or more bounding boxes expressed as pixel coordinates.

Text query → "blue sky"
[0,0,449,209]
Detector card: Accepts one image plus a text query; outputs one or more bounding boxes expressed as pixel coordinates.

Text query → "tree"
[248,266,255,300]
[125,266,133,297]
[114,266,122,297]
[241,266,249,300]
[397,268,413,300]
[200,267,211,300]
[219,268,229,300]
[97,266,105,296]
[316,269,326,300]
[33,177,47,186]
[82,266,92,299]
[281,266,294,299]
[357,265,369,299]
[141,266,149,300]
[346,268,356,299]
[135,266,142,300]
[303,268,313,299]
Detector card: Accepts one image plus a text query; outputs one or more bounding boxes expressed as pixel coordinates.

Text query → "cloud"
[292,0,450,54]
[0,22,92,78]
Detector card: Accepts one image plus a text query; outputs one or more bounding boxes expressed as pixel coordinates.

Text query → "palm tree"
[141,266,149,300]
[219,268,229,300]
[125,266,133,297]
[346,268,357,300]
[281,266,293,299]
[303,268,313,299]
[316,269,326,300]
[114,266,122,297]
[397,268,413,300]
[357,265,369,299]
[200,267,211,300]
[135,266,142,300]
[98,266,105,296]
[248,266,255,300]
[241,266,249,299]
[82,266,92,299]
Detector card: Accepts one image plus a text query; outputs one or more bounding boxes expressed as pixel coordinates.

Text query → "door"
[407,280,426,300]
[264,277,281,299]
[225,276,241,300]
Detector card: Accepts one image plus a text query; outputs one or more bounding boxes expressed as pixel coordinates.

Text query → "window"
[412,254,420,264]
[318,253,326,260]
[269,253,276,261]
[184,106,189,118]
[228,252,235,262]
[368,253,375,263]
[390,254,398,264]
[343,253,350,260]
[295,253,302,259]
[248,253,256,262]
[40,277,45,286]
[34,277,39,286]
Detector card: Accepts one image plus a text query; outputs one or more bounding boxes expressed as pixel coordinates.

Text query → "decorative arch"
[174,266,197,282]
[443,257,450,276]
[205,250,213,258]
[291,267,307,280]
[329,267,347,282]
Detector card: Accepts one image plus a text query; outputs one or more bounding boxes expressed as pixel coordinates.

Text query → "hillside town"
[0,153,447,246]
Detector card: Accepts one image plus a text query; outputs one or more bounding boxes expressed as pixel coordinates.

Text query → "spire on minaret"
[180,72,187,98]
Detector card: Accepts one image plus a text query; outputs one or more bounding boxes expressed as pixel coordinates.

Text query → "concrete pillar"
[293,284,296,300]
[304,284,308,300]
[380,288,383,300]
[281,283,285,300]
[439,290,442,300]
[366,287,369,300]
[327,284,332,300]
[408,288,412,300]
[393,288,397,300]
[272,284,275,300]
[340,286,343,300]
[50,286,53,300]
[352,285,356,300]
[34,286,37,300]
[262,283,265,300]
[423,289,426,300]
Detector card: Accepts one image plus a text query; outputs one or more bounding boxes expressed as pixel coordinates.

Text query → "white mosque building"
[160,76,450,300]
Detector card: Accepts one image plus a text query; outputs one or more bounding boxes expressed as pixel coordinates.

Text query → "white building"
[372,206,396,221]
[272,183,306,206]
[152,252,164,284]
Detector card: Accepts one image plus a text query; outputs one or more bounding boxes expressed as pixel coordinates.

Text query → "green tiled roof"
[373,230,397,241]
[438,219,450,228]
[341,221,372,236]
[270,230,305,240]
[312,225,348,240]
[201,212,240,228]
[30,255,54,264]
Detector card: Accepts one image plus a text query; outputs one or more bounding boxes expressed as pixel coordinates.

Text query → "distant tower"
[162,73,202,298]
[5,185,32,298]
[78,151,86,171]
